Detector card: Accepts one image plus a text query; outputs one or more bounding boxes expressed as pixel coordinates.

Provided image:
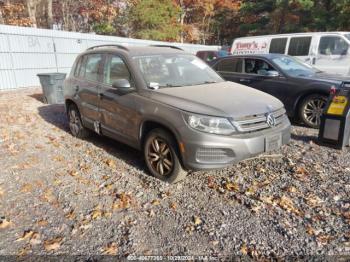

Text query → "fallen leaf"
[193,216,202,225]
[20,184,33,193]
[65,210,76,220]
[316,234,332,245]
[17,245,30,257]
[37,219,48,227]
[151,199,160,206]
[0,187,4,197]
[240,243,248,255]
[44,237,63,251]
[69,170,79,177]
[342,211,350,220]
[293,167,310,181]
[105,159,117,169]
[259,195,274,205]
[29,233,41,245]
[102,242,118,255]
[225,182,240,192]
[170,202,177,210]
[285,186,297,193]
[278,196,302,216]
[305,195,323,208]
[16,230,35,242]
[306,225,315,236]
[91,207,103,220]
[0,218,12,229]
[113,193,132,209]
[207,176,217,189]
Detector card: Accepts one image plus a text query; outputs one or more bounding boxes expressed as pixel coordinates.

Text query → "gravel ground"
[0,88,349,259]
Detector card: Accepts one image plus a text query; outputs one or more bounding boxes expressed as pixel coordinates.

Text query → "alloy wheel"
[69,109,81,136]
[147,137,174,177]
[302,97,327,127]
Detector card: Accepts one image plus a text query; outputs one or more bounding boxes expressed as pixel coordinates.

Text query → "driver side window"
[103,55,134,86]
[244,58,276,75]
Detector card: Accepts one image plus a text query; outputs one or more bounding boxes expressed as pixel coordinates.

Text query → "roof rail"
[87,44,129,51]
[150,45,184,51]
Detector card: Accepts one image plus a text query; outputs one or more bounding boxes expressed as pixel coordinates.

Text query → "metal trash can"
[37,73,66,104]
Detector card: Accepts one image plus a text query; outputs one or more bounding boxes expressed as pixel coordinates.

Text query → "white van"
[231,32,350,75]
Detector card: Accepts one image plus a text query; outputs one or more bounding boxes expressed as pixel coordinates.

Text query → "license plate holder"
[265,133,282,152]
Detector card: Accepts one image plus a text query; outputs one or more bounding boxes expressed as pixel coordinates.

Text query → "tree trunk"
[0,8,4,24]
[26,0,38,28]
[47,0,53,29]
[276,0,288,33]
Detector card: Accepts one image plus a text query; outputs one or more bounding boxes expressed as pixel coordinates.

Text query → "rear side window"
[288,37,312,56]
[80,54,103,82]
[269,38,287,54]
[217,58,243,73]
[319,36,349,55]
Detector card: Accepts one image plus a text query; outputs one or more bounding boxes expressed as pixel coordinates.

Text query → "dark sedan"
[210,54,350,128]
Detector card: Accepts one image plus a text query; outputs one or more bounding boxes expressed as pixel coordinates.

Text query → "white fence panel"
[0,24,220,91]
[0,34,10,52]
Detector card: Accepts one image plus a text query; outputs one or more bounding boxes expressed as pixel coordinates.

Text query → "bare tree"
[26,0,37,27]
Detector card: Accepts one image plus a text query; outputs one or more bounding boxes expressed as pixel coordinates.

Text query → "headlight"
[184,113,236,135]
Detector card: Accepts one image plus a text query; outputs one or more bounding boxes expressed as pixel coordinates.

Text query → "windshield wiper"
[160,84,185,88]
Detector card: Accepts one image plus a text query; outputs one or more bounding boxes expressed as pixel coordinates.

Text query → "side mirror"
[267,70,280,77]
[112,79,131,89]
[111,79,135,95]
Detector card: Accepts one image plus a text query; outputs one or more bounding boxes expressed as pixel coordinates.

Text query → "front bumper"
[179,119,291,170]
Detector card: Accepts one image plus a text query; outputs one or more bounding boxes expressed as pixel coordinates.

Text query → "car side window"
[319,36,349,56]
[269,38,288,54]
[103,55,133,86]
[81,54,103,82]
[244,58,276,75]
[217,58,243,73]
[288,37,312,56]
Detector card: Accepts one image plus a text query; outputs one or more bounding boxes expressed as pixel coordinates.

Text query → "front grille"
[196,148,235,164]
[233,108,287,133]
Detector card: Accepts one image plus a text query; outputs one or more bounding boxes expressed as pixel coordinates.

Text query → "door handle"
[239,79,251,83]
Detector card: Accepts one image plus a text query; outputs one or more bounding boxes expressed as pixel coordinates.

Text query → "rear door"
[98,54,139,143]
[75,53,103,125]
[214,57,245,83]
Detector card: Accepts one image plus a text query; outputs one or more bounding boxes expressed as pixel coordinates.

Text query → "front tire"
[67,104,90,139]
[144,129,187,183]
[299,94,327,128]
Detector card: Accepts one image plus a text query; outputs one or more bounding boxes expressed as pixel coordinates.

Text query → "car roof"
[84,45,187,57]
[212,53,286,62]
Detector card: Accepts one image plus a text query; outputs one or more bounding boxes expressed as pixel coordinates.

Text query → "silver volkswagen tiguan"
[64,45,291,183]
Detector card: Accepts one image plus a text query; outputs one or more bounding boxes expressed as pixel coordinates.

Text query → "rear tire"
[144,128,187,183]
[67,104,91,139]
[299,94,327,128]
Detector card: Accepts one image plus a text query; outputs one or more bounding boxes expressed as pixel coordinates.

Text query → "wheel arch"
[139,119,184,164]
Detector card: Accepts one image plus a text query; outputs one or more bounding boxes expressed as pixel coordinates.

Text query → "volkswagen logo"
[266,113,276,127]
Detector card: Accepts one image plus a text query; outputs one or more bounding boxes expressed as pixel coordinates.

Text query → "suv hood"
[147,82,284,118]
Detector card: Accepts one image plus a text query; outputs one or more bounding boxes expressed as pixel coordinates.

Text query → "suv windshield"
[272,56,321,77]
[345,34,350,41]
[133,54,223,88]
